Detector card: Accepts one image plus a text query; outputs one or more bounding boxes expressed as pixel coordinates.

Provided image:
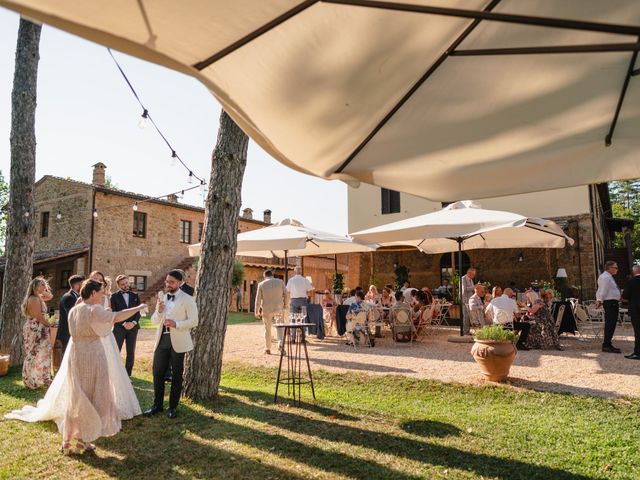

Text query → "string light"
[137,109,149,129]
[133,202,139,211]
[188,171,194,184]
[107,49,206,187]
[93,209,98,218]
[56,212,62,220]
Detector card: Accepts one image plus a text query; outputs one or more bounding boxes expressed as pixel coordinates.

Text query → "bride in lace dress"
[5,279,146,454]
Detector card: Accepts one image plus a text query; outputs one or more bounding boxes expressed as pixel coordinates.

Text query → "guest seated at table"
[321,290,337,336]
[491,286,503,301]
[345,291,371,346]
[435,278,453,300]
[485,288,530,350]
[385,283,396,298]
[343,287,363,306]
[421,287,434,305]
[403,284,418,304]
[380,287,395,308]
[468,283,487,327]
[524,291,562,350]
[543,289,555,308]
[365,285,380,303]
[411,290,432,337]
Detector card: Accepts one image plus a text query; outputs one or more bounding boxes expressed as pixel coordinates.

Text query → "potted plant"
[470,325,518,382]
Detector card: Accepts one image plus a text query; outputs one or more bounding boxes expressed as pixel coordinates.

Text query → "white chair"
[390,308,415,346]
[574,303,603,340]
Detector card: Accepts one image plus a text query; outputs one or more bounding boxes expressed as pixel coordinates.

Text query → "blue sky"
[0,9,348,233]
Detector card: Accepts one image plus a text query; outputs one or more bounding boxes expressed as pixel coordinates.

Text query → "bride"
[5,279,146,454]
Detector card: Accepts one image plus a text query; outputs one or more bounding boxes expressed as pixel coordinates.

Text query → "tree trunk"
[183,110,248,400]
[0,19,42,365]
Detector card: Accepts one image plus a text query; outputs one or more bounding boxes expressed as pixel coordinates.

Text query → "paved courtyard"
[136,322,640,399]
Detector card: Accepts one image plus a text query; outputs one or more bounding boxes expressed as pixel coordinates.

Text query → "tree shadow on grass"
[399,419,462,438]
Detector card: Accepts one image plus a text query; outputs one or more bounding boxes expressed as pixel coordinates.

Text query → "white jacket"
[151,289,199,353]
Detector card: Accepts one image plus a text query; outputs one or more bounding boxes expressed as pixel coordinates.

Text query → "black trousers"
[602,300,619,347]
[113,326,139,376]
[512,321,531,347]
[153,334,185,409]
[630,313,640,355]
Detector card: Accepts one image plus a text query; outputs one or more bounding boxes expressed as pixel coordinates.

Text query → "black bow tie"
[166,294,176,301]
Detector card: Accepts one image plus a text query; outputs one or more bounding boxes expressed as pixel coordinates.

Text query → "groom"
[144,270,199,419]
[111,275,142,376]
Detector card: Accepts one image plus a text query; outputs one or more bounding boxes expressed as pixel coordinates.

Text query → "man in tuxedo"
[622,265,640,360]
[176,269,194,296]
[57,274,85,355]
[111,274,142,376]
[144,270,198,419]
[255,270,288,354]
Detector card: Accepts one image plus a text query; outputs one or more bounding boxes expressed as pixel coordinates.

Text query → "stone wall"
[34,177,93,253]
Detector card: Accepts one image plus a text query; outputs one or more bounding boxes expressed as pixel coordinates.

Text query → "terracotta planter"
[0,354,10,377]
[471,340,517,382]
[448,304,461,319]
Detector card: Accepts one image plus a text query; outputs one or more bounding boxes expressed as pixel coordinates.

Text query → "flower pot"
[471,340,517,382]
[0,354,10,377]
[448,304,461,319]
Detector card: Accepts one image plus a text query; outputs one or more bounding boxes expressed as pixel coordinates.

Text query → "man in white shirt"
[596,260,622,353]
[485,288,530,350]
[286,266,314,341]
[402,284,418,304]
[461,267,476,336]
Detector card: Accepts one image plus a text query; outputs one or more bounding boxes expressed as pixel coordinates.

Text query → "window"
[381,188,401,214]
[128,275,147,291]
[198,222,204,242]
[180,220,192,243]
[60,269,71,289]
[41,212,50,237]
[440,252,470,285]
[133,211,147,238]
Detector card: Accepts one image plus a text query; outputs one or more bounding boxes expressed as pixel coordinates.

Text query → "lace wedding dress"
[5,304,141,442]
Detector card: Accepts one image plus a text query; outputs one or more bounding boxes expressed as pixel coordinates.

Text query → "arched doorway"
[439,252,470,284]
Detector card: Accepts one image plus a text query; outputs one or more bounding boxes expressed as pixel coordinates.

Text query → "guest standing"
[286,266,313,342]
[461,267,476,336]
[111,275,142,376]
[596,261,622,353]
[21,277,54,389]
[255,270,288,354]
[57,274,85,355]
[621,265,640,360]
[145,270,199,419]
[468,283,486,327]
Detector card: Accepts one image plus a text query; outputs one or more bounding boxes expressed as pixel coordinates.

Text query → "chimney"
[242,208,253,220]
[92,162,107,186]
[167,194,179,203]
[263,209,272,224]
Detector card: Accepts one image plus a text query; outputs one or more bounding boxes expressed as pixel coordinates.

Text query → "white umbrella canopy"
[188,218,376,258]
[351,201,574,250]
[2,1,640,201]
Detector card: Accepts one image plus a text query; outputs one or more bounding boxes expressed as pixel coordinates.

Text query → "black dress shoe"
[624,353,640,360]
[143,405,164,417]
[516,344,530,351]
[602,346,622,353]
[167,408,178,419]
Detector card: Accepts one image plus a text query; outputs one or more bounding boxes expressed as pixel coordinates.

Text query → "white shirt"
[286,275,313,299]
[485,294,518,325]
[596,271,621,302]
[121,291,130,307]
[403,288,417,304]
[343,296,357,306]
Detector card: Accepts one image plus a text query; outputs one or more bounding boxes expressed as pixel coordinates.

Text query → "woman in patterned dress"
[524,291,563,350]
[21,277,54,389]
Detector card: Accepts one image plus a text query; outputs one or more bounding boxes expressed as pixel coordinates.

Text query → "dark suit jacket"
[57,290,79,346]
[622,276,640,317]
[180,283,194,296]
[111,290,141,329]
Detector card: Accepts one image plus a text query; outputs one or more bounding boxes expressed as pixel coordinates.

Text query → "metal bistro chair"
[347,310,374,349]
[574,303,603,340]
[415,302,437,339]
[390,307,415,346]
[433,300,451,327]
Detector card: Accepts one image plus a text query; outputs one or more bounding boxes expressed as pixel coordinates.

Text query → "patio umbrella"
[1,1,640,200]
[189,218,376,281]
[351,201,574,335]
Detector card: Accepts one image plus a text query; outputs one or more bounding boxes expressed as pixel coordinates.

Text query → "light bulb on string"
[171,151,177,167]
[179,190,185,200]
[188,171,194,184]
[138,109,149,129]
[200,180,206,193]
[24,211,30,218]
[56,212,62,220]
[93,209,98,218]
[133,202,139,211]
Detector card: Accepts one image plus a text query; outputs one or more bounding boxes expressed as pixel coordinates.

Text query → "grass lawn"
[1,361,639,479]
[138,311,258,329]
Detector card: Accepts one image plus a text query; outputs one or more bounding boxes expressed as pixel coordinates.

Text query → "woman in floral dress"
[21,277,54,389]
[524,291,562,350]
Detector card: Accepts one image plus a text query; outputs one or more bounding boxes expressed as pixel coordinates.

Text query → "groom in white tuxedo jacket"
[144,270,198,419]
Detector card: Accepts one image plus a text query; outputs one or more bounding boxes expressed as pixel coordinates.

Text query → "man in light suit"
[461,267,476,336]
[144,270,198,419]
[255,270,289,354]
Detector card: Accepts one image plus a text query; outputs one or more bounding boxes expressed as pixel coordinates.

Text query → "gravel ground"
[136,322,640,399]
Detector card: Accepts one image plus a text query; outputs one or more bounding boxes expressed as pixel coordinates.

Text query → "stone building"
[11,163,281,310]
[346,183,634,299]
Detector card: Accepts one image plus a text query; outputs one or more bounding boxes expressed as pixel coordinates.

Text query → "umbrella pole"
[285,251,289,283]
[458,239,464,337]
